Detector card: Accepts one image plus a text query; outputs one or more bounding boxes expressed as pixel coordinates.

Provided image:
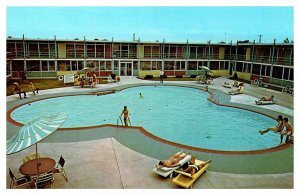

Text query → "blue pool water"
[11,86,280,151]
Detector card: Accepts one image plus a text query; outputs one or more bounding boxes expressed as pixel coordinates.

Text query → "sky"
[6,6,294,43]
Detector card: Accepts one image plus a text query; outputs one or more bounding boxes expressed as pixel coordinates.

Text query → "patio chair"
[53,155,68,182]
[34,172,55,189]
[74,78,81,87]
[8,168,31,189]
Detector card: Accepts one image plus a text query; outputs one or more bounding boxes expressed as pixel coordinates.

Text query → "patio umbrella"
[77,67,95,74]
[6,113,68,155]
[199,66,211,72]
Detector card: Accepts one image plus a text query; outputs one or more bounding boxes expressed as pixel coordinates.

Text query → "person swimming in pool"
[259,115,283,135]
[155,151,189,168]
[120,106,129,126]
[139,93,144,99]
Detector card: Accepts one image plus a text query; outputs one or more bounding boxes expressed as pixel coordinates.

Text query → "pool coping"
[6,83,293,155]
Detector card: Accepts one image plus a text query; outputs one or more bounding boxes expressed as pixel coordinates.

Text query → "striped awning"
[6,113,68,155]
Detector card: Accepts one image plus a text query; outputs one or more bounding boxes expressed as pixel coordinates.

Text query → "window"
[96,44,104,58]
[78,61,84,70]
[140,61,151,70]
[28,43,39,57]
[144,46,151,58]
[261,65,266,76]
[100,61,105,70]
[27,60,40,71]
[75,43,84,58]
[164,61,174,70]
[39,43,49,57]
[283,68,289,80]
[49,61,55,71]
[272,66,283,79]
[252,64,260,75]
[71,61,77,71]
[236,62,243,72]
[152,46,160,58]
[66,43,75,58]
[12,60,24,71]
[265,66,271,76]
[86,44,95,58]
[188,61,197,70]
[289,68,294,80]
[106,61,112,70]
[16,42,24,57]
[114,61,119,71]
[41,61,48,71]
[210,61,219,70]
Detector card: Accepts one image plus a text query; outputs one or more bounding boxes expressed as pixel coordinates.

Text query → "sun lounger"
[172,159,210,188]
[153,153,191,178]
[223,82,232,88]
[228,86,244,95]
[255,99,274,105]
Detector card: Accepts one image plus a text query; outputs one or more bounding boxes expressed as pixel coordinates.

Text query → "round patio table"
[19,157,56,176]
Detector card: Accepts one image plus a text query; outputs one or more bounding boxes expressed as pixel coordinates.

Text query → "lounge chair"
[255,99,274,105]
[153,153,191,178]
[105,75,115,84]
[223,82,232,88]
[228,86,244,95]
[172,159,210,189]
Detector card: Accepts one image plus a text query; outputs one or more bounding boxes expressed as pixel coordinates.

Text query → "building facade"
[6,37,294,87]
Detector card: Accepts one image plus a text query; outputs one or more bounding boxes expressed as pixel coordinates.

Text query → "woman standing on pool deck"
[120,106,129,126]
[259,115,284,135]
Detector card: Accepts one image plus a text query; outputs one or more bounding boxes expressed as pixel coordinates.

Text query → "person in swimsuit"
[139,93,144,99]
[156,151,188,168]
[183,160,212,175]
[259,115,283,135]
[259,95,274,101]
[14,82,26,99]
[120,106,129,126]
[280,118,294,144]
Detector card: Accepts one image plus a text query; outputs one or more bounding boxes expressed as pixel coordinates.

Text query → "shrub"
[144,75,154,80]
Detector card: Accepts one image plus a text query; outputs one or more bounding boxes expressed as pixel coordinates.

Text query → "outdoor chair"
[34,172,55,189]
[53,155,68,182]
[8,168,31,189]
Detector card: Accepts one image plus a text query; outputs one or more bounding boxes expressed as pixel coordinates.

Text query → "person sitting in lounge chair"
[228,86,244,95]
[183,160,212,175]
[259,95,274,101]
[156,151,189,168]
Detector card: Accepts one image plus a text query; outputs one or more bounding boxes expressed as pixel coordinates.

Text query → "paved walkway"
[6,77,294,189]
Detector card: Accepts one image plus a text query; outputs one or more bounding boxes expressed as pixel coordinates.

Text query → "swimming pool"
[10,86,280,151]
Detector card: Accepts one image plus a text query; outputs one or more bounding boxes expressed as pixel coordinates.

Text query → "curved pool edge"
[7,83,293,155]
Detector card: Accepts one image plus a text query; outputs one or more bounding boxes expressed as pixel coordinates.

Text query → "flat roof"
[6,37,294,46]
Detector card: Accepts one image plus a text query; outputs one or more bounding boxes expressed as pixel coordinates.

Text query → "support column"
[250,40,255,76]
[269,39,276,83]
[84,36,86,68]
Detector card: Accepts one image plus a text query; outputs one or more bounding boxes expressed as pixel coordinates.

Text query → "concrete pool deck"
[6,77,294,189]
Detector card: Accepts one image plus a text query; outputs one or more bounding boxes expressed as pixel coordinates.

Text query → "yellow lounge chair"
[172,159,210,188]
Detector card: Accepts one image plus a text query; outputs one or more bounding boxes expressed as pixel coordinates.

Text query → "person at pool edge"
[259,115,283,135]
[280,117,294,145]
[120,106,129,126]
[160,69,164,83]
